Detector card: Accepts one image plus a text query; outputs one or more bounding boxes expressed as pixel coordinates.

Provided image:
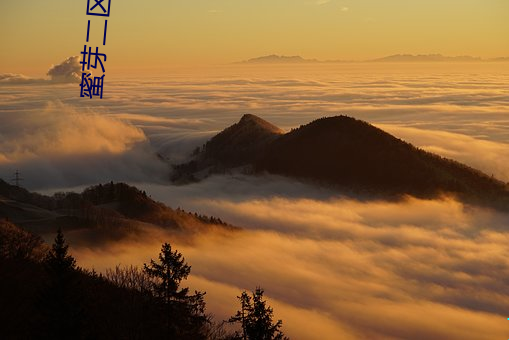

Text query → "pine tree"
[40,228,84,340]
[144,242,207,339]
[45,228,76,275]
[229,288,288,340]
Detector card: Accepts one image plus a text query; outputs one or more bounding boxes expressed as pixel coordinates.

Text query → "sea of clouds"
[1,62,509,187]
[2,61,509,339]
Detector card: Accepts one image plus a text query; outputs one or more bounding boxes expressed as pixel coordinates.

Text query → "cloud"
[377,124,509,182]
[341,6,349,12]
[1,56,82,84]
[47,56,82,83]
[67,176,509,340]
[0,101,145,162]
[0,73,44,84]
[0,101,169,189]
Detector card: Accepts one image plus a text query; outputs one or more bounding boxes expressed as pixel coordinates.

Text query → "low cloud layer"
[69,177,509,340]
[2,63,508,189]
[378,124,509,182]
[1,56,81,84]
[0,73,44,84]
[0,101,168,188]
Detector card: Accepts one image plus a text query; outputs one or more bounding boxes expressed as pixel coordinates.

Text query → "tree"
[229,288,288,340]
[40,228,84,340]
[45,228,76,274]
[144,242,208,339]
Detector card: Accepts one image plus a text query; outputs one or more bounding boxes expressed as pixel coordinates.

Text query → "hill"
[173,115,509,210]
[172,114,283,182]
[0,180,234,238]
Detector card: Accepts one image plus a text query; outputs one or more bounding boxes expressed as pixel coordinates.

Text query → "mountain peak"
[239,113,261,123]
[241,55,319,64]
[237,114,283,134]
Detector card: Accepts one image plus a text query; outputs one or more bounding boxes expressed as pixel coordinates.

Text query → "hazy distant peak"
[237,53,507,64]
[371,54,482,62]
[241,55,319,64]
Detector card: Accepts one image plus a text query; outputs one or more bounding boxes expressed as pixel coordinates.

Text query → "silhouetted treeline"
[0,180,233,237]
[0,224,209,339]
[0,222,287,340]
[175,207,228,226]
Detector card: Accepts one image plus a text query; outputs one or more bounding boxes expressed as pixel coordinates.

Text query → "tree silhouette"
[144,242,207,339]
[40,228,84,339]
[229,288,288,340]
[45,228,76,274]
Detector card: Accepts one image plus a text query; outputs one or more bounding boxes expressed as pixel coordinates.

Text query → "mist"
[68,180,509,340]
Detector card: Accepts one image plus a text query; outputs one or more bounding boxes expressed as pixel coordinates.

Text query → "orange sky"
[1,0,508,75]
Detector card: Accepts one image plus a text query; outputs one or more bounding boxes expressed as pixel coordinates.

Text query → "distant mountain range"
[239,55,320,64]
[371,54,482,62]
[239,54,509,64]
[173,114,509,210]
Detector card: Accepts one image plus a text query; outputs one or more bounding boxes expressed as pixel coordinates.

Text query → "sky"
[1,0,508,75]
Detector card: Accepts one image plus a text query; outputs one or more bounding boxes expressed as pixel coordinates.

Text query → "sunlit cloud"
[47,56,82,83]
[1,56,82,84]
[69,183,509,340]
[0,101,145,162]
[377,124,509,182]
[0,101,169,188]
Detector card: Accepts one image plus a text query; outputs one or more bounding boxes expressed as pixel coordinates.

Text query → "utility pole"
[11,170,23,187]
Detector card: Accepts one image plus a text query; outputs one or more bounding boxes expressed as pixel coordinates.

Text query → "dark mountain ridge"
[174,114,509,210]
[172,114,283,181]
[0,180,234,237]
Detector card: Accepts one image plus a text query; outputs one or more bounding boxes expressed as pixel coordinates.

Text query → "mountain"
[488,57,509,62]
[172,114,283,181]
[173,115,509,210]
[0,180,234,238]
[371,54,482,62]
[240,54,320,64]
[237,54,506,64]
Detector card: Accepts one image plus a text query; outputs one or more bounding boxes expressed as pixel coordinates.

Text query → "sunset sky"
[1,0,508,74]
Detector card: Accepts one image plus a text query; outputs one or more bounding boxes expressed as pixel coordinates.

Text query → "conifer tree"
[144,242,207,339]
[40,228,84,340]
[45,228,76,274]
[229,288,288,340]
